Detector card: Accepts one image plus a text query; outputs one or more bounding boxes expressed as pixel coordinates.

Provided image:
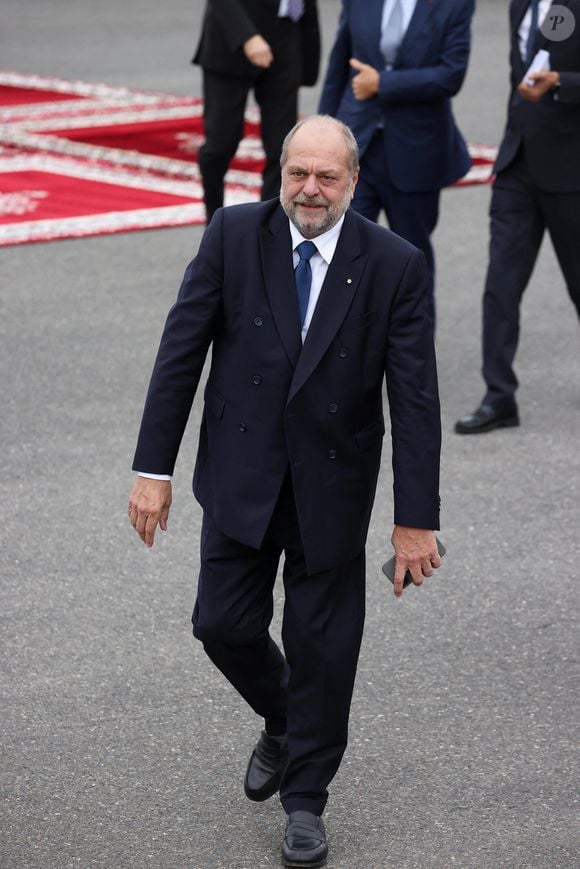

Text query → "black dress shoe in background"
[455,400,519,434]
[281,811,328,868]
[244,730,288,802]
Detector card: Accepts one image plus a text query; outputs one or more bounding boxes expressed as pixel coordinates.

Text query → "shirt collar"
[288,214,346,264]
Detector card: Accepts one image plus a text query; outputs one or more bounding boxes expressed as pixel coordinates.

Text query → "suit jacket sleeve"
[317,3,352,115]
[379,0,474,105]
[204,0,259,53]
[386,250,441,530]
[132,214,225,475]
[300,0,321,87]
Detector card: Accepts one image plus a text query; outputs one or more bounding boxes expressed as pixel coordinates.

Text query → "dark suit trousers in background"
[198,33,301,218]
[352,131,440,324]
[482,149,580,405]
[192,475,366,816]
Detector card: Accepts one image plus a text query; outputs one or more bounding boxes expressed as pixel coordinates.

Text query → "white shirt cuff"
[138,472,172,481]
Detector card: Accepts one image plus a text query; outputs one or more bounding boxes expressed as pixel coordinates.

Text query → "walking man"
[456,0,580,433]
[128,116,442,866]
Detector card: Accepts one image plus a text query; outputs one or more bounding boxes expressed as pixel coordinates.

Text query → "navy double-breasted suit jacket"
[133,201,441,574]
[318,0,474,192]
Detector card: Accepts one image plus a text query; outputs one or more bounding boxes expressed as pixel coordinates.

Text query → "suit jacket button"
[252,375,262,385]
[328,449,337,460]
[338,347,348,358]
[253,316,264,327]
[328,402,338,414]
[239,423,247,432]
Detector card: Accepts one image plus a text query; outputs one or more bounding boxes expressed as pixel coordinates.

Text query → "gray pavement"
[1,2,578,867]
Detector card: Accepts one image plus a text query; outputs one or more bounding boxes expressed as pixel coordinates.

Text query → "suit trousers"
[198,36,301,220]
[191,474,366,816]
[482,150,580,405]
[352,130,440,324]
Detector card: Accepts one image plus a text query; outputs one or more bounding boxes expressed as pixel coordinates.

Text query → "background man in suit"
[193,0,320,220]
[128,116,442,868]
[456,0,580,434]
[318,0,474,322]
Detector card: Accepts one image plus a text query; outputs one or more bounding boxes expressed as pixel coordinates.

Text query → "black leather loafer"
[281,811,328,868]
[455,401,519,434]
[244,731,288,802]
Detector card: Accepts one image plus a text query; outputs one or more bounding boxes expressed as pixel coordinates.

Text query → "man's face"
[280,121,358,238]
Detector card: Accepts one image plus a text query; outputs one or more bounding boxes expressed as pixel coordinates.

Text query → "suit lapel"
[512,0,531,33]
[259,206,302,369]
[396,0,433,68]
[369,0,388,66]
[288,210,368,405]
[511,0,530,79]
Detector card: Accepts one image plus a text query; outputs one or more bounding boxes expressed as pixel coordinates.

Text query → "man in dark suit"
[128,116,442,867]
[456,0,580,434]
[192,0,320,220]
[318,0,475,322]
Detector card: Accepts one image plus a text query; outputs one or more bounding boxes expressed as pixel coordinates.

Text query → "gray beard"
[281,190,352,239]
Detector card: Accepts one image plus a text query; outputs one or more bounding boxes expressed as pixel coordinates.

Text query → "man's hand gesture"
[349,58,380,100]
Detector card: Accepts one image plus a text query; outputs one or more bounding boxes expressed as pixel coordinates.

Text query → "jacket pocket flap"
[342,311,378,331]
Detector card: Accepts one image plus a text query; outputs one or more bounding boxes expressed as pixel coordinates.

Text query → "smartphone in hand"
[382,538,446,589]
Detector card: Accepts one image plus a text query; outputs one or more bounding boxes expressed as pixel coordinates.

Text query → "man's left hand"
[517,70,560,102]
[350,58,380,100]
[389,526,441,597]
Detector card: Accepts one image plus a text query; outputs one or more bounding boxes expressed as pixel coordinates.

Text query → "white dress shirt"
[138,215,345,481]
[518,0,552,61]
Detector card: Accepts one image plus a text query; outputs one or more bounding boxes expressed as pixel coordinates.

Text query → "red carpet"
[0,72,496,247]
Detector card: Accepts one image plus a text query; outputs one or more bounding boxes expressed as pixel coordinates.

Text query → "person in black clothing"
[456,0,580,434]
[193,0,320,220]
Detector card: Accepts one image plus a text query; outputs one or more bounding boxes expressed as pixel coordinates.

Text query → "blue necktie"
[295,240,317,327]
[525,0,540,65]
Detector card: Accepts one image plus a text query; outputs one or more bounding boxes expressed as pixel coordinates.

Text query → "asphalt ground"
[1,2,579,867]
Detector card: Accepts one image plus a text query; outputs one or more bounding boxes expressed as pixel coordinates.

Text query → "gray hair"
[280,115,360,175]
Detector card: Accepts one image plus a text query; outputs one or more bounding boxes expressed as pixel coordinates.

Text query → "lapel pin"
[347,278,352,284]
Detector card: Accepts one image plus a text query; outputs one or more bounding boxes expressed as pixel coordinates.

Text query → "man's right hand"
[349,58,380,101]
[128,477,172,548]
[243,35,274,68]
[517,70,560,102]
